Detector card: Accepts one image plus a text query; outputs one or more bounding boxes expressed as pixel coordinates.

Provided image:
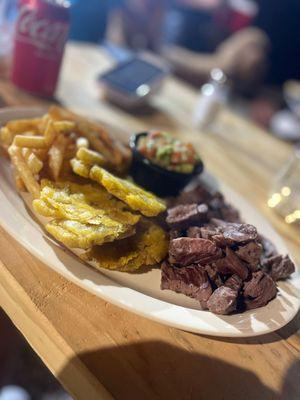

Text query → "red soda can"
[11,0,70,97]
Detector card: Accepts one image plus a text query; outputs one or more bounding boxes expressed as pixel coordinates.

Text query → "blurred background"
[2,0,300,138]
[1,0,300,399]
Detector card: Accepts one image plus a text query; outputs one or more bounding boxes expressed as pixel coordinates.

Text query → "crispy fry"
[32,149,48,161]
[44,119,57,146]
[8,146,40,198]
[76,122,114,161]
[48,106,124,166]
[48,135,68,180]
[0,127,14,146]
[27,152,43,174]
[89,165,166,217]
[12,167,26,191]
[22,148,43,174]
[53,120,76,134]
[6,118,41,134]
[76,147,105,166]
[13,135,47,149]
[38,114,50,134]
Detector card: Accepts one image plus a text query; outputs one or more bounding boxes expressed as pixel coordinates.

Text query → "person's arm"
[161,44,219,85]
[161,27,270,88]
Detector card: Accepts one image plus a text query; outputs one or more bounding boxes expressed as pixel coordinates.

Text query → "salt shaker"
[193,68,228,131]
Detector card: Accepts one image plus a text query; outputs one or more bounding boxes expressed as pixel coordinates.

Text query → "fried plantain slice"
[82,220,168,271]
[33,180,140,226]
[46,219,135,249]
[89,165,166,217]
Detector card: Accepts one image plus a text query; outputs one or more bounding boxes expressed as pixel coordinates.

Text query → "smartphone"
[98,55,169,108]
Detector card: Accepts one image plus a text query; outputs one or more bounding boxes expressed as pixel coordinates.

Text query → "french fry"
[12,167,26,191]
[44,119,57,146]
[38,114,50,134]
[6,118,41,134]
[22,149,43,174]
[48,135,68,180]
[32,149,48,161]
[53,120,76,134]
[76,147,105,166]
[48,105,123,165]
[8,146,40,198]
[13,135,47,149]
[28,153,43,174]
[76,122,113,161]
[0,126,14,145]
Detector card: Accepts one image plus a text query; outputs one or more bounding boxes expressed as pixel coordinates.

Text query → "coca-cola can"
[11,0,70,97]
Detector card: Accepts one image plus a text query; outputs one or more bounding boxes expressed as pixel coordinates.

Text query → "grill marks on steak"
[161,261,212,309]
[214,247,248,279]
[169,237,221,267]
[243,271,277,310]
[236,242,262,270]
[166,203,208,230]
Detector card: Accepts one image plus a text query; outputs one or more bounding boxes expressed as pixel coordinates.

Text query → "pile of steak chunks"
[161,184,295,315]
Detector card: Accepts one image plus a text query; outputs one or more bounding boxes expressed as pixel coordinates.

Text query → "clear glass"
[268,146,300,226]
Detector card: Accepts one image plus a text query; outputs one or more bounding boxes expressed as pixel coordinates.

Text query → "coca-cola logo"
[15,5,69,53]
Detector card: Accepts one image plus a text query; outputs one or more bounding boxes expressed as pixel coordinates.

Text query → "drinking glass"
[268,145,300,226]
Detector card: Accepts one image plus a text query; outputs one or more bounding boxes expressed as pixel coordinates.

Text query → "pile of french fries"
[0,106,131,199]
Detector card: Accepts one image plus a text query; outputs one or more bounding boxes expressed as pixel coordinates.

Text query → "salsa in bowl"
[129,131,204,196]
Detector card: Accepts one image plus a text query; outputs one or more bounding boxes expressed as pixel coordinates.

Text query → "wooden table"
[0,42,299,400]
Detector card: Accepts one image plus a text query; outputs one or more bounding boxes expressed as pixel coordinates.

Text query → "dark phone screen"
[100,58,165,94]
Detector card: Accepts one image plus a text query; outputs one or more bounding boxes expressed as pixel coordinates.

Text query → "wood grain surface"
[0,42,299,400]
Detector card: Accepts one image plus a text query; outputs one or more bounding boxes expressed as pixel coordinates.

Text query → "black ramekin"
[129,132,204,197]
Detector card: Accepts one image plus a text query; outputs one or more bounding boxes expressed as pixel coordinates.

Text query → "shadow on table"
[57,340,300,400]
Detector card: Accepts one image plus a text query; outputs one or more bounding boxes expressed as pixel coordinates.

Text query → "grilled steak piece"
[262,254,295,281]
[171,184,241,223]
[199,225,218,239]
[259,235,278,259]
[187,226,203,238]
[207,273,242,314]
[243,271,277,310]
[214,247,249,280]
[212,219,258,244]
[236,242,262,270]
[205,264,224,288]
[207,193,240,223]
[198,219,258,247]
[166,203,208,229]
[169,229,184,240]
[169,237,222,267]
[173,185,213,206]
[161,261,212,309]
[207,286,238,314]
[225,274,243,292]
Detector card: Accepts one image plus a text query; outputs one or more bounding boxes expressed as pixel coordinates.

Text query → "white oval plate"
[0,107,299,338]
